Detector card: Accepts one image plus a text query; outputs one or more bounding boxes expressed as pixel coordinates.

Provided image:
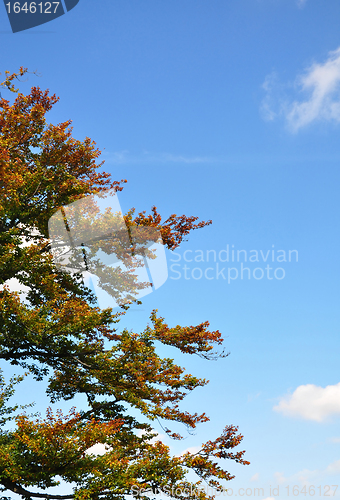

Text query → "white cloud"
[85,443,110,456]
[0,277,30,296]
[273,382,340,422]
[297,0,307,8]
[274,471,286,484]
[262,47,340,131]
[274,468,319,486]
[274,459,340,489]
[250,473,260,482]
[326,460,340,475]
[85,430,166,457]
[0,226,44,297]
[137,429,167,445]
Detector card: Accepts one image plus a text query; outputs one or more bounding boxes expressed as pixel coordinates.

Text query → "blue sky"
[2,0,340,498]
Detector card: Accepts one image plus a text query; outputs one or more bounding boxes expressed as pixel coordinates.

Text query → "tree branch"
[1,479,74,499]
[1,479,116,500]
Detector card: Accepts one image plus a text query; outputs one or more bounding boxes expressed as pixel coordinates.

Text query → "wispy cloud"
[326,460,340,475]
[274,459,340,487]
[297,0,307,8]
[260,72,286,122]
[158,153,211,164]
[247,392,261,403]
[273,382,340,422]
[177,445,201,457]
[103,150,214,165]
[274,468,319,486]
[261,47,340,131]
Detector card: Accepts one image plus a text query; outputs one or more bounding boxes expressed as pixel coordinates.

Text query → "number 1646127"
[5,2,60,14]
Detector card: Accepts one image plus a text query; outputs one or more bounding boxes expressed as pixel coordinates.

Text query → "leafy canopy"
[0,68,249,500]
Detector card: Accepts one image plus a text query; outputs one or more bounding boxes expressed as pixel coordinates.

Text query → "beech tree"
[0,68,249,500]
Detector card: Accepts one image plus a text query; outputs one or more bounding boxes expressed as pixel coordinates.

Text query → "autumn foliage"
[0,68,249,500]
